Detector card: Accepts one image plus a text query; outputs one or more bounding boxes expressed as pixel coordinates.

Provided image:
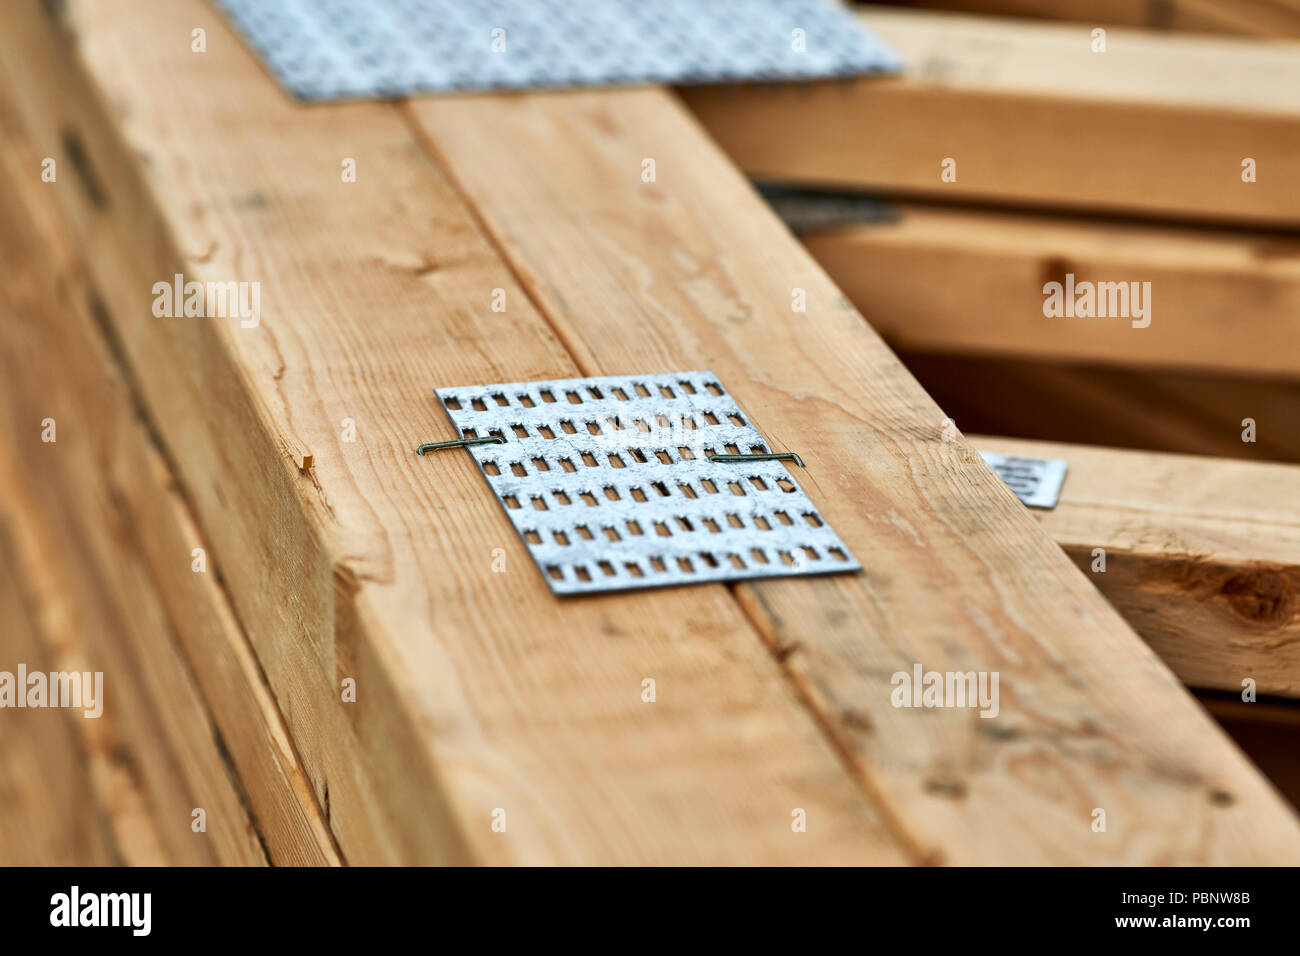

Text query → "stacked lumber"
[972,436,1300,699]
[683,8,1300,227]
[0,85,335,866]
[683,1,1300,798]
[1,0,1298,865]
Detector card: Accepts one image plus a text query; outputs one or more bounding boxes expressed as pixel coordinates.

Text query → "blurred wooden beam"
[1199,693,1300,811]
[681,8,1300,228]
[0,542,120,865]
[974,435,1300,699]
[0,86,340,865]
[798,201,1300,377]
[894,351,1300,464]
[871,0,1300,38]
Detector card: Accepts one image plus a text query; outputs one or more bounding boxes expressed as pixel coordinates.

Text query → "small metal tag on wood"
[979,451,1068,510]
[429,371,861,595]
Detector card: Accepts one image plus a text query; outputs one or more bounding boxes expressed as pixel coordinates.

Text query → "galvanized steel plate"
[436,371,861,595]
[214,0,901,100]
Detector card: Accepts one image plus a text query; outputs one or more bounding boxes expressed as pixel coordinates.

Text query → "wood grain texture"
[0,542,118,865]
[800,203,1300,378]
[0,481,187,865]
[974,436,1300,698]
[0,131,267,868]
[681,8,1300,228]
[7,0,1299,863]
[0,0,911,864]
[410,88,1300,862]
[0,91,340,866]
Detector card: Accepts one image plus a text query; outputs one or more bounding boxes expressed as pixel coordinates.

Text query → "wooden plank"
[895,351,1300,464]
[681,8,1300,228]
[1200,694,1300,811]
[874,0,1300,38]
[798,202,1300,377]
[0,541,118,865]
[0,0,912,864]
[0,174,267,869]
[0,90,340,866]
[972,435,1300,699]
[409,89,1300,861]
[0,469,191,865]
[12,0,1300,863]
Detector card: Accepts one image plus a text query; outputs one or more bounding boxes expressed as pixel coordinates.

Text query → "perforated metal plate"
[436,372,861,595]
[979,451,1068,510]
[214,0,901,100]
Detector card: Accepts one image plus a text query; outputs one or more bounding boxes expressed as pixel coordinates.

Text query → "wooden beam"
[8,0,1299,862]
[873,0,1300,38]
[894,351,1300,464]
[973,435,1300,699]
[1,0,912,865]
[408,91,1300,862]
[0,89,340,865]
[0,144,269,869]
[681,8,1300,228]
[0,542,118,865]
[797,202,1300,377]
[1199,694,1300,811]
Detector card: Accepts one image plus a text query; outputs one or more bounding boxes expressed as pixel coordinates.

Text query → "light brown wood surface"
[3,0,1298,863]
[682,8,1300,228]
[1,0,911,865]
[973,435,1300,699]
[1201,694,1300,811]
[0,543,118,865]
[798,203,1300,377]
[0,90,340,866]
[0,110,270,865]
[411,89,1300,863]
[877,0,1300,37]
